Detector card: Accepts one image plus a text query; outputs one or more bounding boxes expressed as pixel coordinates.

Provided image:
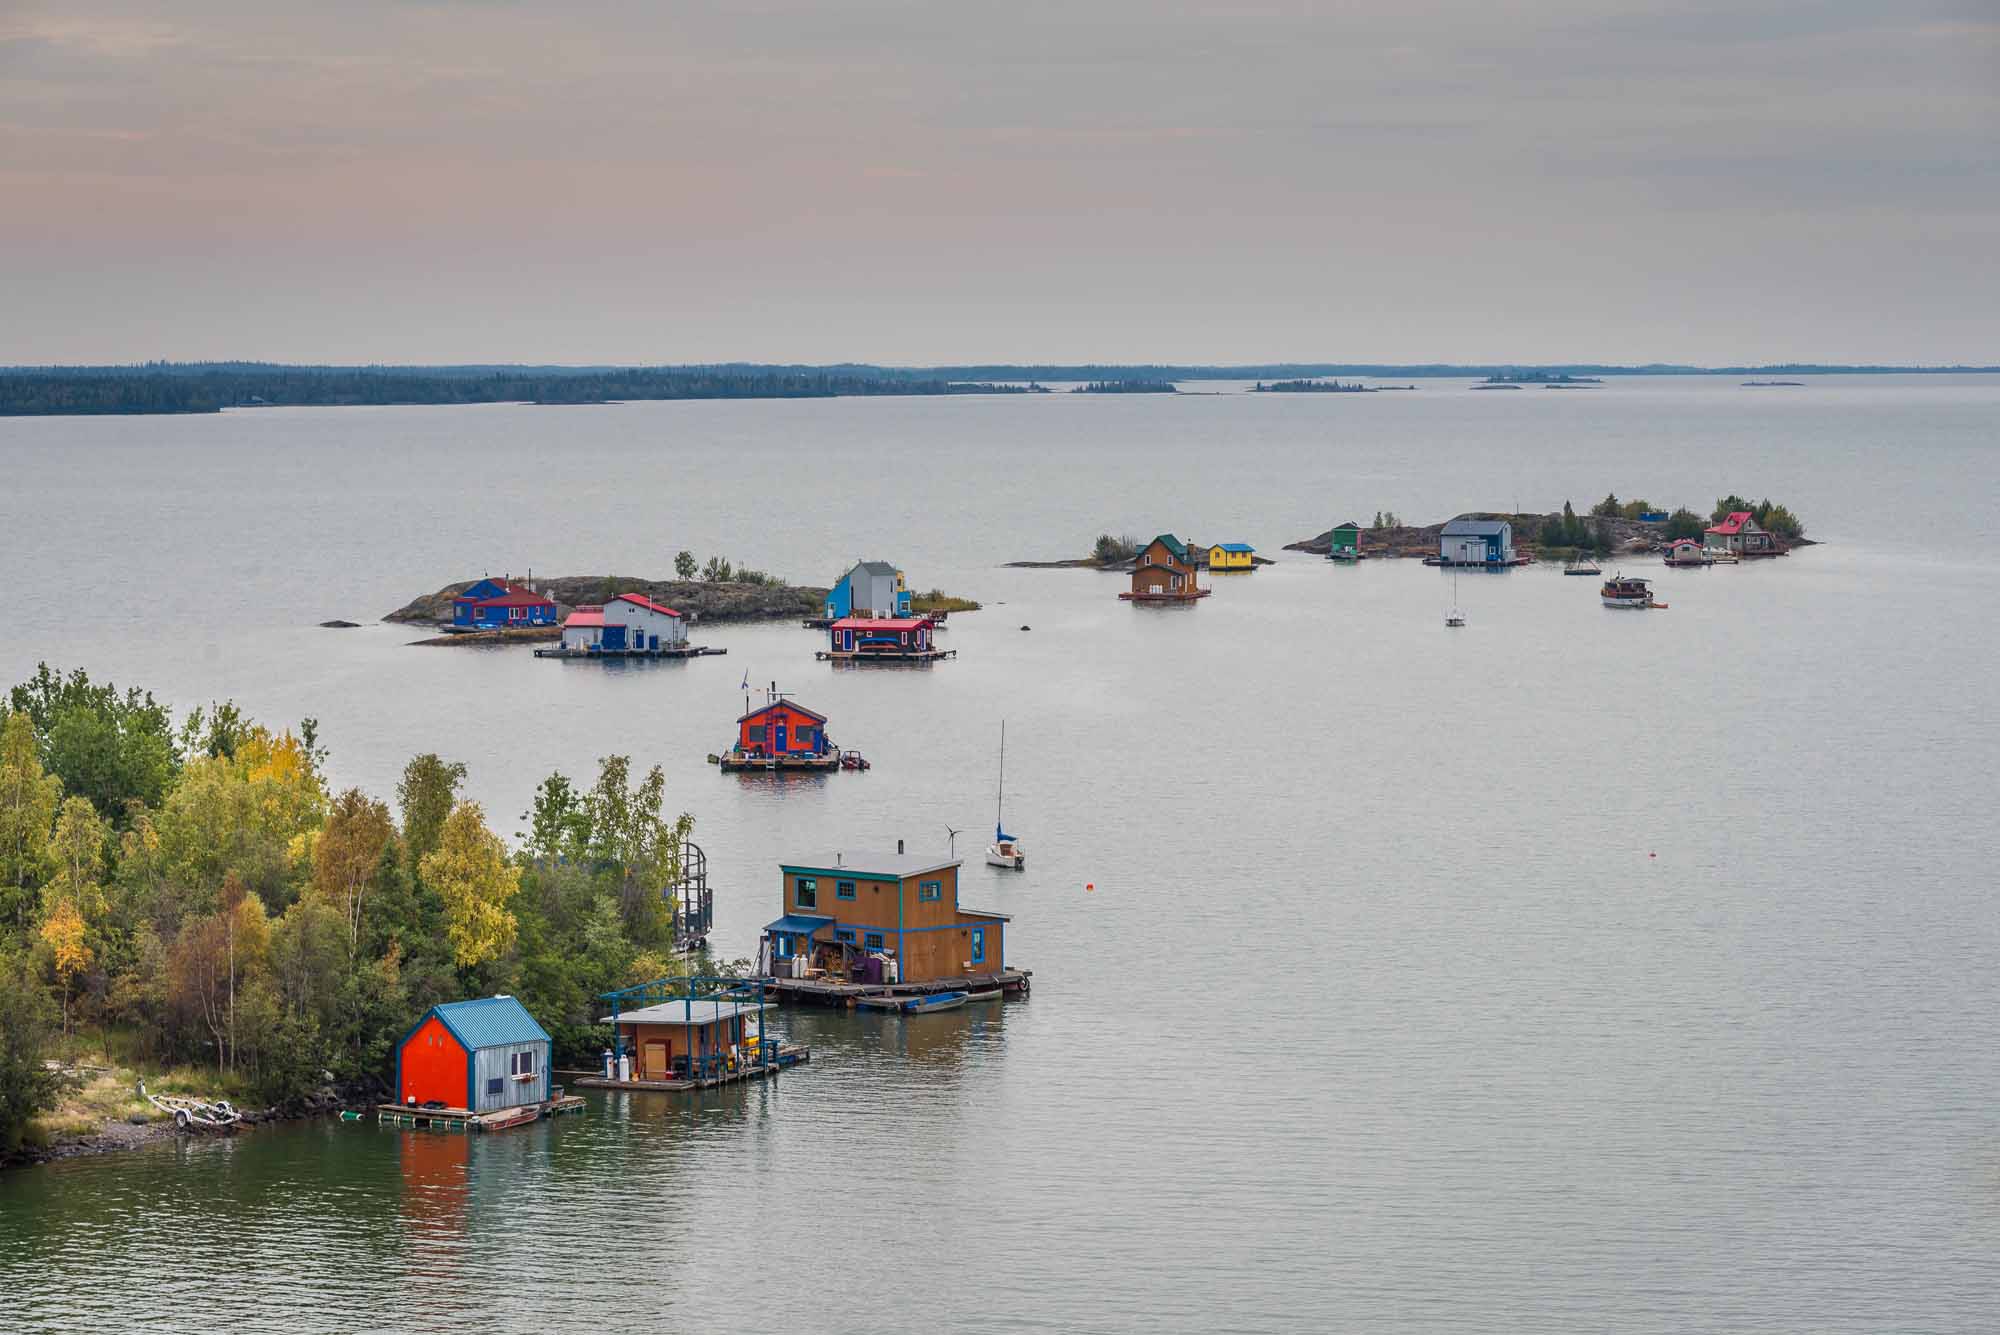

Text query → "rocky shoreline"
[1285,513,1816,558]
[382,575,827,633]
[5,1081,380,1170]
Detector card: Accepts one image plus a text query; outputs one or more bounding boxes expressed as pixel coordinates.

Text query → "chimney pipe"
[897,838,904,855]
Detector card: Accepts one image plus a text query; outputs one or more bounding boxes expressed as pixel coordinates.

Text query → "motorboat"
[1601,574,1662,609]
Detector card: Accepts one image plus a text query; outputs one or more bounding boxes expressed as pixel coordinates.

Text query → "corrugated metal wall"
[472,1041,548,1111]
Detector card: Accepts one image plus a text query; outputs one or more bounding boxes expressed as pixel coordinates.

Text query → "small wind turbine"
[944,824,962,858]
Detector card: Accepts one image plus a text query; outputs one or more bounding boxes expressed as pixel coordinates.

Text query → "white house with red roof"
[560,592,688,653]
[1704,511,1781,556]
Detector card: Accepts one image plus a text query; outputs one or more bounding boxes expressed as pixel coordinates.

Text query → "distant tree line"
[0,366,1041,417]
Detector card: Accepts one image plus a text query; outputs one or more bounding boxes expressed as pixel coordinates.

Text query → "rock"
[1020,625,1031,631]
[127,1113,150,1125]
[318,619,360,628]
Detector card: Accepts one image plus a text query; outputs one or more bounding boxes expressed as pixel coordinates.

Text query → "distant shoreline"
[4,362,1991,417]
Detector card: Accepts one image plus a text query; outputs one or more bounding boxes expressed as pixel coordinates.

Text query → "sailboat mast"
[995,720,1006,831]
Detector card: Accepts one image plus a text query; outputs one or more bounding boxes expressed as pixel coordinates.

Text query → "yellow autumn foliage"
[420,801,519,968]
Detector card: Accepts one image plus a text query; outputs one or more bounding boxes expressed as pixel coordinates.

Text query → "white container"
[617,1054,632,1083]
[885,957,899,984]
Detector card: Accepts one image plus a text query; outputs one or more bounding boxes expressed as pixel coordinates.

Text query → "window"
[486,1077,504,1097]
[796,877,817,908]
[773,933,792,959]
[918,880,942,902]
[864,932,884,950]
[837,880,856,900]
[510,1050,537,1076]
[834,928,856,944]
[970,927,986,965]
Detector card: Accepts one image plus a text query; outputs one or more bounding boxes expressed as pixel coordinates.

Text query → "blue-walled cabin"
[452,578,560,628]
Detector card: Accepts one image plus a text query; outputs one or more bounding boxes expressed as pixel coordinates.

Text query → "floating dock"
[1118,590,1210,603]
[534,644,726,660]
[815,648,956,663]
[762,969,1031,1007]
[375,1094,586,1132]
[570,1044,811,1092]
[713,751,857,773]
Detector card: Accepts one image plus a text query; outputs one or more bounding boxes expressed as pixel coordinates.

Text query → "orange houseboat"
[760,847,1016,990]
[1121,534,1210,602]
[721,697,842,771]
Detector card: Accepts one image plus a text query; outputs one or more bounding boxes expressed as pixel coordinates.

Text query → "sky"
[1,0,1995,365]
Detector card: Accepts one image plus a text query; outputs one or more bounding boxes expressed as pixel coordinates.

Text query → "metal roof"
[604,999,760,1027]
[1148,534,1190,562]
[1213,542,1255,553]
[613,592,681,617]
[737,699,829,724]
[780,851,960,879]
[830,616,929,630]
[430,996,550,1050]
[764,913,837,934]
[852,560,900,577]
[563,607,606,627]
[1440,519,1512,537]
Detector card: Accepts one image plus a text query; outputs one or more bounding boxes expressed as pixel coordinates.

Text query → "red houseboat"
[720,697,862,772]
[817,616,955,663]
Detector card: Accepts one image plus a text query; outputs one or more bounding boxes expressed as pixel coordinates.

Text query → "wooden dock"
[535,644,726,660]
[375,1094,586,1132]
[569,1044,811,1092]
[762,970,1031,1007]
[1118,590,1211,602]
[713,752,842,773]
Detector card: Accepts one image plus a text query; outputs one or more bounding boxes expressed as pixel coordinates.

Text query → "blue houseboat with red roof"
[451,577,559,628]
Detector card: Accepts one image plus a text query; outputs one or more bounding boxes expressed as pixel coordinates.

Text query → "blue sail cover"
[995,823,1015,841]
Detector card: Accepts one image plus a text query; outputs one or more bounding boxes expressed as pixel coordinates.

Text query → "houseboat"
[1326,521,1364,561]
[1704,511,1786,558]
[579,977,809,1091]
[825,561,913,620]
[537,592,725,659]
[1206,542,1256,572]
[379,995,584,1131]
[1121,534,1210,602]
[450,577,559,629]
[757,843,1030,1005]
[718,695,848,772]
[1434,519,1525,567]
[1663,539,1711,567]
[1600,574,1663,609]
[817,616,954,663]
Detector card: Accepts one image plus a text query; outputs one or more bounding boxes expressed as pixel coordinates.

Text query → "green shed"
[1329,521,1362,558]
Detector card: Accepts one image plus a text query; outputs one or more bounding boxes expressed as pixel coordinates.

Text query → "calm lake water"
[3,377,1999,1332]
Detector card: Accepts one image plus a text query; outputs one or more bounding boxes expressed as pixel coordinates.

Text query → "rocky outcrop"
[384,576,827,627]
[1288,513,1674,557]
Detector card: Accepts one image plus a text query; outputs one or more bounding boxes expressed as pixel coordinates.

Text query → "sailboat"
[1445,570,1467,627]
[985,720,1025,869]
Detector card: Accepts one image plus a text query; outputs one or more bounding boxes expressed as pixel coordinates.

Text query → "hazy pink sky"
[2,1,1994,364]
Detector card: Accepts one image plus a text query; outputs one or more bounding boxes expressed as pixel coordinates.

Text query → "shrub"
[1590,492,1623,519]
[1665,508,1706,541]
[1092,534,1138,564]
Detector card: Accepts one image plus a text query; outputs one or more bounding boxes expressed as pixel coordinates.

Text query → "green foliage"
[397,754,467,874]
[7,665,180,820]
[1092,533,1139,564]
[910,590,981,614]
[0,951,68,1154]
[1589,492,1623,519]
[1756,500,1804,538]
[1619,498,1655,520]
[701,555,734,582]
[674,551,698,580]
[1,663,714,1129]
[1540,501,1608,552]
[1666,508,1707,541]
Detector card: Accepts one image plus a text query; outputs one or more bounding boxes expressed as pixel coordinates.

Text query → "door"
[643,1041,668,1080]
[970,927,986,966]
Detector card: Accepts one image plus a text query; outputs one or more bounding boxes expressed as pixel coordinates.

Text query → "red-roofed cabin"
[561,591,688,652]
[828,616,934,658]
[1704,511,1781,556]
[452,578,559,628]
[737,699,830,758]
